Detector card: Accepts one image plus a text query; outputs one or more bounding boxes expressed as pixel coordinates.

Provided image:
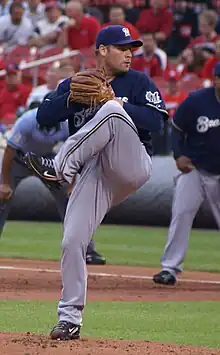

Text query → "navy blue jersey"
[172,87,220,174]
[37,69,168,155]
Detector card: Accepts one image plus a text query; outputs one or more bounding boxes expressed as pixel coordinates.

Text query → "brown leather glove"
[68,69,115,107]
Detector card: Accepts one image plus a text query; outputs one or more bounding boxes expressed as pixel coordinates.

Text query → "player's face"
[214,75,220,89]
[105,45,132,74]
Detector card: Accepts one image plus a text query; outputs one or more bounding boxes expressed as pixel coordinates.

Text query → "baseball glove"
[68,69,115,107]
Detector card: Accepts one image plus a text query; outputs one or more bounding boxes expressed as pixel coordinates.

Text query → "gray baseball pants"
[161,168,220,275]
[54,100,152,325]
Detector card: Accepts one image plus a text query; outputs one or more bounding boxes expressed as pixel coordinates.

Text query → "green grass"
[0,221,220,272]
[0,300,219,348]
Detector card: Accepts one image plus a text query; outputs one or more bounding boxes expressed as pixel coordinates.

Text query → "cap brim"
[111,39,143,48]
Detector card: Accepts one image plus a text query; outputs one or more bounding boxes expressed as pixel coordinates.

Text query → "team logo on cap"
[122,27,130,37]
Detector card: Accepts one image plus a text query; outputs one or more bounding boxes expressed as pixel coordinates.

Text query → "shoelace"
[56,321,72,330]
[41,157,55,169]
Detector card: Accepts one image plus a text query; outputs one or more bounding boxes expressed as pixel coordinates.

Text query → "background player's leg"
[0,156,30,237]
[160,169,204,274]
[199,172,220,229]
[47,186,68,221]
[48,185,106,264]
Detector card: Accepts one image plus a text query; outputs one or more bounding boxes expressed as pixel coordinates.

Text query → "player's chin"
[119,64,130,72]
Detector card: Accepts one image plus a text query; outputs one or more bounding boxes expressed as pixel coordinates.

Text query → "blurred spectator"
[188,10,219,58]
[59,62,75,80]
[167,0,199,56]
[28,1,68,49]
[163,70,188,118]
[131,32,163,77]
[202,37,220,79]
[0,2,34,52]
[25,0,45,27]
[211,0,220,14]
[57,1,101,50]
[0,0,10,16]
[115,0,140,25]
[0,59,6,90]
[26,64,60,107]
[80,0,104,23]
[0,64,31,125]
[26,64,61,107]
[176,47,206,78]
[103,5,140,40]
[0,0,29,17]
[136,0,173,46]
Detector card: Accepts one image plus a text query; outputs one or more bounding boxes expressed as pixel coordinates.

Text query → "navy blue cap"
[96,25,143,49]
[214,62,220,76]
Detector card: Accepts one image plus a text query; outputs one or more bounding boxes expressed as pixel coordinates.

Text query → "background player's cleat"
[50,321,80,340]
[86,251,106,265]
[153,270,176,285]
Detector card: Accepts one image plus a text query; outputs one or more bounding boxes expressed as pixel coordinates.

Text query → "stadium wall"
[8,156,217,229]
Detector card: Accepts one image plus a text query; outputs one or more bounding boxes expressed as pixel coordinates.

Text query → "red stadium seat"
[37,47,65,84]
[39,46,64,59]
[179,75,203,92]
[153,76,169,91]
[79,47,96,71]
[3,46,39,85]
[4,46,39,65]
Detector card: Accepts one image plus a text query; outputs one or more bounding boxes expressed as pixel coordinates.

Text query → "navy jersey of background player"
[172,87,220,174]
[37,69,168,155]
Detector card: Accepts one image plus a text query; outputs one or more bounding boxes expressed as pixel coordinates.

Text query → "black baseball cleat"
[50,321,80,340]
[86,251,106,265]
[24,152,62,188]
[153,270,176,285]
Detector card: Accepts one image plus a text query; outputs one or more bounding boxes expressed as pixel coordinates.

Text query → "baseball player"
[0,103,105,265]
[25,25,168,340]
[153,62,220,286]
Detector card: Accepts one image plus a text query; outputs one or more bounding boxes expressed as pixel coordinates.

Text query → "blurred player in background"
[153,62,220,285]
[0,101,105,264]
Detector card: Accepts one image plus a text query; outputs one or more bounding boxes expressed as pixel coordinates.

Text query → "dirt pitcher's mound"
[1,333,220,355]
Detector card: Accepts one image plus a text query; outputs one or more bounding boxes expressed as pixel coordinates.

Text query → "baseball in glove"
[68,69,115,108]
